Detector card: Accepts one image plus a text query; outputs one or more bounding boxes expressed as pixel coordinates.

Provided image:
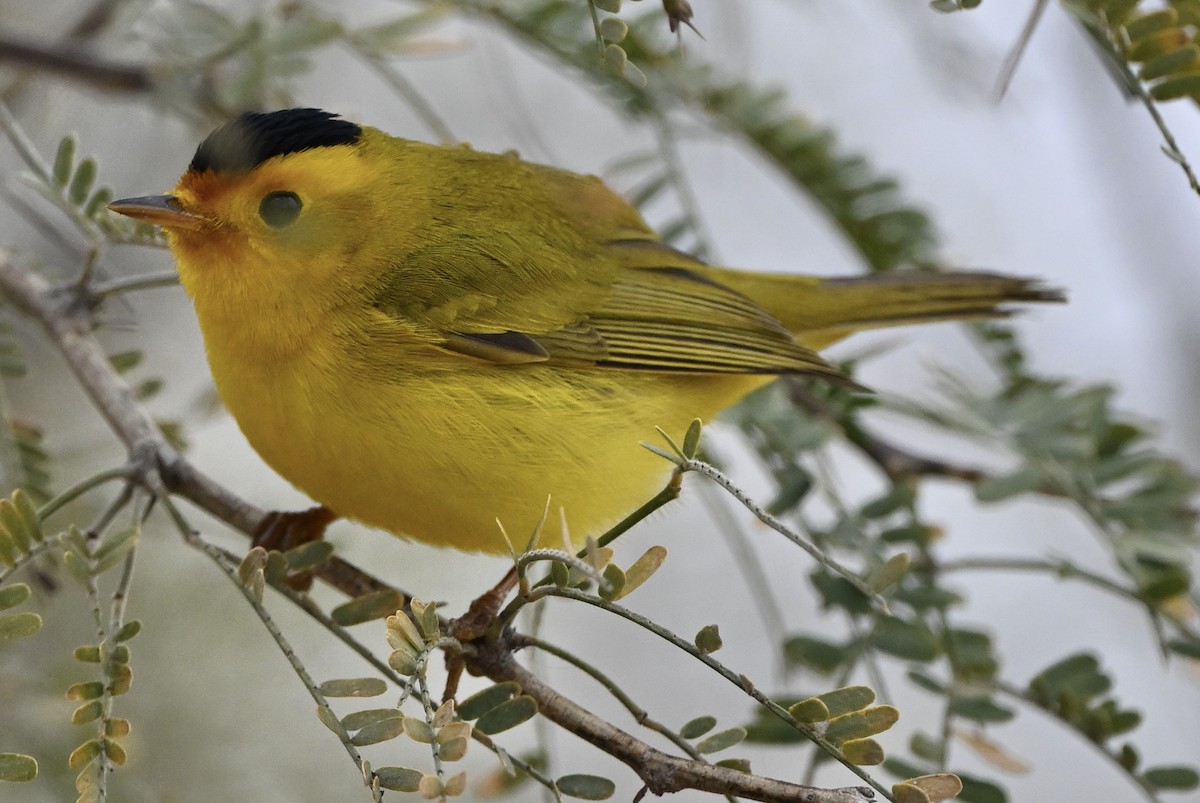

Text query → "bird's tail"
[695,268,1064,350]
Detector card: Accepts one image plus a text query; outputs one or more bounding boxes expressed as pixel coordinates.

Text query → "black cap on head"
[189,108,363,174]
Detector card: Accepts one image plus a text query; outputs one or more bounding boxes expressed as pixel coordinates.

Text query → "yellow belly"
[207,332,768,553]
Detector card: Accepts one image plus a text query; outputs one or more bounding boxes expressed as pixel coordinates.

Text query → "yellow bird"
[110,109,1059,554]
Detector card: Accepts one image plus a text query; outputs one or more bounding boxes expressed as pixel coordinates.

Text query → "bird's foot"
[443,567,520,701]
[251,505,338,591]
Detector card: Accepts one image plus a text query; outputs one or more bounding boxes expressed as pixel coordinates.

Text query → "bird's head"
[110,109,425,324]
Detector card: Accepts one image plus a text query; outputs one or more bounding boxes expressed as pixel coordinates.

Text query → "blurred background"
[2,1,1199,801]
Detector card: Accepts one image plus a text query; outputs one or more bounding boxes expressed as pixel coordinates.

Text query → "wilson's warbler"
[110,109,1059,554]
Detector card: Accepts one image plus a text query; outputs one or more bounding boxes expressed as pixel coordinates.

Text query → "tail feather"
[694,268,1064,350]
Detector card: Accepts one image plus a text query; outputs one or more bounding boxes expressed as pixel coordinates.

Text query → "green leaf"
[342,708,402,731]
[73,646,101,663]
[824,706,899,745]
[841,737,884,765]
[283,539,334,572]
[615,545,666,600]
[0,752,35,782]
[782,634,849,674]
[85,186,114,219]
[872,616,940,662]
[1028,653,1108,702]
[71,701,103,725]
[907,670,945,694]
[107,350,143,373]
[694,624,722,654]
[679,715,717,740]
[974,466,1042,502]
[788,697,830,724]
[92,528,138,574]
[867,553,910,593]
[318,678,387,698]
[113,620,142,642]
[0,582,31,611]
[0,612,42,642]
[556,773,616,799]
[330,589,406,626]
[1142,766,1200,791]
[1166,638,1200,660]
[598,16,627,43]
[681,419,702,459]
[893,584,962,611]
[66,681,105,701]
[861,484,914,518]
[402,716,434,743]
[949,695,1015,725]
[475,695,537,734]
[52,135,76,187]
[598,563,625,600]
[956,772,1006,803]
[459,681,520,721]
[349,716,405,746]
[814,686,876,719]
[68,157,97,206]
[695,727,746,754]
[315,704,346,737]
[910,731,945,764]
[68,740,101,770]
[810,571,872,615]
[375,766,423,792]
[715,758,751,772]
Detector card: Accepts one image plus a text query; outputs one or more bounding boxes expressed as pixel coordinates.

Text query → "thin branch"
[0,31,152,93]
[1078,18,1200,198]
[784,382,985,485]
[90,271,179,300]
[994,0,1050,100]
[527,585,890,799]
[474,630,878,803]
[679,456,888,612]
[940,555,1200,647]
[518,634,723,771]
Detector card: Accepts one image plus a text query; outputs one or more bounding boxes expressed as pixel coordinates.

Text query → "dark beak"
[108,195,206,231]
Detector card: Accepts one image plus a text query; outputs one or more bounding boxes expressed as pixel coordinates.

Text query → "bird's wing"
[373,236,847,380]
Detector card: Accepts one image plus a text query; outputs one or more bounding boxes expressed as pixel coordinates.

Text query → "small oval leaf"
[0,582,31,611]
[68,740,101,770]
[475,695,537,735]
[841,737,885,765]
[695,727,747,754]
[283,540,335,573]
[375,766,423,792]
[0,612,42,642]
[114,620,142,643]
[556,773,616,800]
[350,716,406,746]
[679,715,716,740]
[867,553,910,593]
[694,624,722,654]
[615,545,667,600]
[342,708,401,731]
[318,677,388,698]
[0,752,37,782]
[459,681,520,721]
[332,589,407,626]
[825,706,900,745]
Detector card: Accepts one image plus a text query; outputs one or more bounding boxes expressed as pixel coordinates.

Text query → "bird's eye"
[259,191,302,228]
